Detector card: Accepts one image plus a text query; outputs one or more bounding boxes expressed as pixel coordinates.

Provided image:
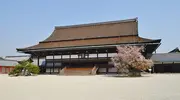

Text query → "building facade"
[151,48,180,73]
[17,18,161,75]
[0,58,18,74]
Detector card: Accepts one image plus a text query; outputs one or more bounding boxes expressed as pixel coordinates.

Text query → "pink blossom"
[111,45,153,74]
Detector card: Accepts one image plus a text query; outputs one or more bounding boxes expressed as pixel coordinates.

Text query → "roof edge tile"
[55,18,137,29]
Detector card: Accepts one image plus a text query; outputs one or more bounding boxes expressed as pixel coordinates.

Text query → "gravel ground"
[0,74,180,100]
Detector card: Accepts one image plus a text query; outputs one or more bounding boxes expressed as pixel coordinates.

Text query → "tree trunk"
[128,68,141,77]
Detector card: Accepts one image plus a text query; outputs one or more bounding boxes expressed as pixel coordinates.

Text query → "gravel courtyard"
[0,74,180,100]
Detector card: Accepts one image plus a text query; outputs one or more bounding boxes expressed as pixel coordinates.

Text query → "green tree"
[9,60,40,76]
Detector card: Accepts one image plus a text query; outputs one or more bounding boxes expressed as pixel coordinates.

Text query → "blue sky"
[0,0,180,56]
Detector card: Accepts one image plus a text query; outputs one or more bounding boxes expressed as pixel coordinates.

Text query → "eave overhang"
[17,39,161,53]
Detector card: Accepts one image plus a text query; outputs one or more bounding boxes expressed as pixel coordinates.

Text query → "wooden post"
[37,56,40,67]
[172,62,174,73]
[106,67,108,74]
[152,66,154,73]
[69,53,71,61]
[61,53,62,60]
[45,56,47,74]
[78,53,79,59]
[49,56,51,74]
[53,53,55,73]
[78,52,80,62]
[69,52,71,67]
[60,53,63,74]
[87,53,89,59]
[37,55,40,73]
[106,50,108,59]
[96,50,98,59]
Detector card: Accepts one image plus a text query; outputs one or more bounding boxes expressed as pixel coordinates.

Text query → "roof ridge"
[0,58,18,62]
[55,18,137,29]
[5,55,30,57]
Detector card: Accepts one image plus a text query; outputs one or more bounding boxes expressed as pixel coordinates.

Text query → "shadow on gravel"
[103,74,151,78]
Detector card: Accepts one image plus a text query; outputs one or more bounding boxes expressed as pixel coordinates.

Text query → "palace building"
[151,48,180,73]
[17,18,161,75]
[0,57,17,74]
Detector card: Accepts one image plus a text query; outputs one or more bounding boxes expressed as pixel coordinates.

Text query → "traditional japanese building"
[0,57,17,74]
[151,48,180,73]
[17,18,161,75]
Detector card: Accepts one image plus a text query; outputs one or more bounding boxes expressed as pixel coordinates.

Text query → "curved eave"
[17,39,161,53]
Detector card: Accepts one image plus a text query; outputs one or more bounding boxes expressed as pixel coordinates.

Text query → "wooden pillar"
[61,53,63,68]
[96,50,98,59]
[88,52,89,59]
[69,53,71,66]
[162,62,164,73]
[106,50,108,59]
[106,67,108,74]
[78,52,80,62]
[37,55,40,73]
[49,57,51,74]
[45,56,47,74]
[151,66,154,73]
[37,56,40,67]
[61,54,63,60]
[53,53,55,73]
[172,62,174,73]
[59,53,63,73]
[42,56,44,73]
[69,53,71,60]
[96,65,99,74]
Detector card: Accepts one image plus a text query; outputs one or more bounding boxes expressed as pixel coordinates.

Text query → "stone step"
[64,67,93,75]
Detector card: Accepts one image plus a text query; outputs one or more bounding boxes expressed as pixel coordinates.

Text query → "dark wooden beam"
[96,50,98,59]
[53,53,55,73]
[45,56,47,74]
[106,50,108,59]
[69,53,71,60]
[69,52,71,67]
[61,53,62,60]
[37,56,40,67]
[106,67,108,74]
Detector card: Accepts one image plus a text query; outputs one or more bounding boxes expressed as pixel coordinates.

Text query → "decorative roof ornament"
[169,47,180,53]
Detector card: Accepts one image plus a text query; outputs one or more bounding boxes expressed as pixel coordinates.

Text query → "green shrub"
[9,64,23,76]
[9,60,40,76]
[26,63,40,74]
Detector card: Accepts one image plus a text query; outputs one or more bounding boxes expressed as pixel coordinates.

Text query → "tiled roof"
[169,47,180,53]
[42,18,138,42]
[151,53,180,63]
[17,18,161,52]
[5,55,30,62]
[0,59,18,67]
